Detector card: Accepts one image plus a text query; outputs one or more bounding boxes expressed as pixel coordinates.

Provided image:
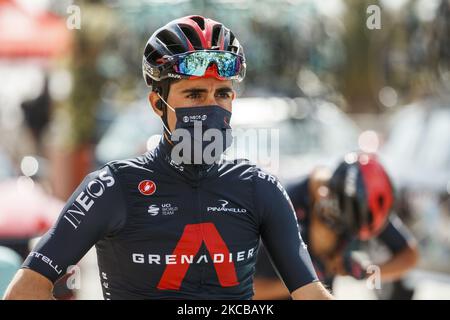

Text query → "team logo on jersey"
[148,204,160,216]
[63,169,115,230]
[155,223,242,290]
[147,203,179,216]
[207,200,247,214]
[138,180,156,196]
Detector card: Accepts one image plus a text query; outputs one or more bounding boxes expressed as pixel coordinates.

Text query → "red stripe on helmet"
[176,16,208,49]
[204,18,215,49]
[358,154,393,240]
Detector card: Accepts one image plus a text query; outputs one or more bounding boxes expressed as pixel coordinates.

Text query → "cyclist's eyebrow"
[180,86,232,95]
[215,87,233,94]
[180,88,208,94]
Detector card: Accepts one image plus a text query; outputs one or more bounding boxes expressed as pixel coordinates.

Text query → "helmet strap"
[152,79,172,138]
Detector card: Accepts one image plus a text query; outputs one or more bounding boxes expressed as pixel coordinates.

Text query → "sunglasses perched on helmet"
[145,50,246,82]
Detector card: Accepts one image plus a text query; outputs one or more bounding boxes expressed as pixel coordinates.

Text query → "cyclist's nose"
[205,92,218,106]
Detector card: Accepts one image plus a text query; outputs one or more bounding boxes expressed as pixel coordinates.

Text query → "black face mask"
[158,95,233,165]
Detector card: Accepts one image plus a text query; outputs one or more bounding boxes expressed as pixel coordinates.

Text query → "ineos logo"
[63,170,115,229]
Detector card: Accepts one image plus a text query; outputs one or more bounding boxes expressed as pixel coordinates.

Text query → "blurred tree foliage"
[62,0,448,146]
[341,0,381,113]
[67,1,117,146]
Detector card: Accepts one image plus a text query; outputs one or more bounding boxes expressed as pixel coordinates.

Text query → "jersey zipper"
[194,171,210,288]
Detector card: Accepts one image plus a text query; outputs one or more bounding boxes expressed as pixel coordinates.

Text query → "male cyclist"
[254,152,418,299]
[5,16,332,300]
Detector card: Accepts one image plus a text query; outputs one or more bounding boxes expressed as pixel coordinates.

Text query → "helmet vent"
[378,195,384,209]
[144,42,153,58]
[211,25,222,48]
[156,30,185,54]
[180,25,202,49]
[190,16,205,30]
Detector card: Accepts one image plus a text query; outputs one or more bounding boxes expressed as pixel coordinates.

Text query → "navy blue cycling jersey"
[256,176,415,283]
[22,138,318,299]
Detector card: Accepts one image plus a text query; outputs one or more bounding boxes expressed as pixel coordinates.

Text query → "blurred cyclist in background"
[254,152,419,299]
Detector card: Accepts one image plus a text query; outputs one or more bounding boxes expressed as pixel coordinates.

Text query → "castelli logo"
[138,180,156,196]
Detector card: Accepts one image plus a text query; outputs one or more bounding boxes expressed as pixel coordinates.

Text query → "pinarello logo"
[138,180,156,196]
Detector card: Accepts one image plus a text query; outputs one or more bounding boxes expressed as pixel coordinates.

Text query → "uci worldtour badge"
[138,180,156,196]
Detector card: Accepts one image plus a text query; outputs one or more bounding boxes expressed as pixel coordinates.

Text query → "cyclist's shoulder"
[217,157,262,180]
[249,165,292,204]
[218,157,283,187]
[104,151,158,176]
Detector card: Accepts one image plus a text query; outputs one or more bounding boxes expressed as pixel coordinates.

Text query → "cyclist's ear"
[149,91,163,116]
